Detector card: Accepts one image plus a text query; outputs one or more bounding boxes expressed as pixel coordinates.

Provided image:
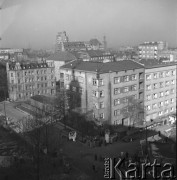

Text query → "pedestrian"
[158,131,161,137]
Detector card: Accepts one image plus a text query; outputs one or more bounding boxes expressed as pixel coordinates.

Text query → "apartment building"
[60,60,144,125]
[144,63,176,124]
[6,61,56,101]
[46,51,77,81]
[138,41,168,60]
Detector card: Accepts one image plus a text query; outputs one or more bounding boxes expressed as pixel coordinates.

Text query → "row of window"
[114,95,137,106]
[146,108,175,118]
[146,89,175,100]
[146,70,176,80]
[114,84,137,95]
[146,99,175,110]
[17,89,55,98]
[114,74,138,84]
[146,80,175,90]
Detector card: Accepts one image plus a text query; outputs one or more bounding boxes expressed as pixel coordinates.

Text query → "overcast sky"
[0,0,177,49]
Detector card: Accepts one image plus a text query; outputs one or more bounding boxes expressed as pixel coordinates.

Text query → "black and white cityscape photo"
[0,0,176,179]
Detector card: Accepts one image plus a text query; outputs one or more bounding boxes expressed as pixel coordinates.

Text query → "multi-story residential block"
[6,61,56,101]
[138,41,168,60]
[46,51,77,81]
[60,60,144,125]
[143,63,176,125]
[158,50,177,62]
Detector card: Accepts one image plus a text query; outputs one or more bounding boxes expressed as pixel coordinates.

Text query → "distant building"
[138,41,168,60]
[158,50,177,62]
[71,50,115,62]
[60,60,144,125]
[6,61,56,101]
[142,61,176,125]
[0,48,23,54]
[55,31,69,52]
[46,51,77,81]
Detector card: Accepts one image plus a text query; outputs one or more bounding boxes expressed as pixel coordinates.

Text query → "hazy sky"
[0,0,177,49]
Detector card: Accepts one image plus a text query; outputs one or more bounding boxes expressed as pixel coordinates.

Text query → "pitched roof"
[86,50,114,58]
[47,51,77,61]
[61,60,144,73]
[89,39,102,46]
[139,59,177,68]
[31,95,57,105]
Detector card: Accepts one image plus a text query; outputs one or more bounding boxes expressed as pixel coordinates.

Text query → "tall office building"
[55,31,69,52]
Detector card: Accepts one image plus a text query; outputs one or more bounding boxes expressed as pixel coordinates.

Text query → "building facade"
[60,60,144,125]
[144,64,176,124]
[138,41,168,60]
[6,61,56,101]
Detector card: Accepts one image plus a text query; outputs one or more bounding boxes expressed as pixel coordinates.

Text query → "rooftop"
[89,39,102,46]
[139,42,158,46]
[8,62,50,70]
[86,50,114,58]
[61,60,144,73]
[47,51,77,61]
[139,59,177,68]
[31,95,57,105]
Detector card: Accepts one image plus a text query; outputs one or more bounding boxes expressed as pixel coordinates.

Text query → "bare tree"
[121,96,145,127]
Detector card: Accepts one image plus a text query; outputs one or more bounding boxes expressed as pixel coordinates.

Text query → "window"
[92,90,98,97]
[152,104,158,109]
[153,83,158,89]
[114,109,120,116]
[122,97,128,103]
[11,80,14,84]
[93,79,98,86]
[114,88,120,95]
[99,90,104,97]
[158,111,163,116]
[159,101,164,107]
[131,85,137,91]
[146,95,151,101]
[165,71,170,77]
[11,73,13,77]
[66,74,69,80]
[170,107,174,112]
[153,93,158,99]
[132,94,137,100]
[159,82,164,88]
[114,77,121,84]
[146,105,151,111]
[165,100,169,105]
[93,103,98,109]
[171,98,174,104]
[100,113,104,119]
[159,72,164,78]
[123,75,129,82]
[79,88,83,94]
[114,99,120,106]
[153,73,158,79]
[171,80,175,85]
[172,70,175,76]
[100,102,104,109]
[146,74,151,80]
[131,74,137,81]
[159,92,164,98]
[60,73,64,79]
[165,81,170,86]
[165,90,170,96]
[146,85,151,91]
[164,109,168,114]
[171,89,175,94]
[123,87,129,93]
[99,79,103,86]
